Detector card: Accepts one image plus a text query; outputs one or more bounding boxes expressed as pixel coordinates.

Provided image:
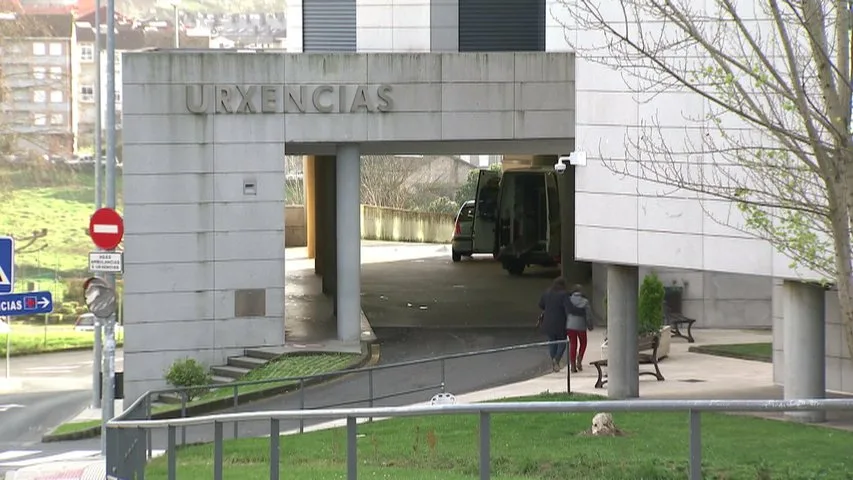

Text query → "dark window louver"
[458,0,545,52]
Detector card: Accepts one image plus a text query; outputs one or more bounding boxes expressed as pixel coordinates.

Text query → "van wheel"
[452,250,462,262]
[506,260,526,276]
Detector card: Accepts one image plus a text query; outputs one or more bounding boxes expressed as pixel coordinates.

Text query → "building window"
[33,113,47,126]
[50,113,64,125]
[49,67,62,80]
[50,91,63,103]
[80,85,94,102]
[49,42,62,56]
[80,43,94,62]
[32,67,46,80]
[32,42,46,55]
[33,90,46,103]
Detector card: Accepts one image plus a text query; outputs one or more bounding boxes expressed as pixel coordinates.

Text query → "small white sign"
[89,251,124,273]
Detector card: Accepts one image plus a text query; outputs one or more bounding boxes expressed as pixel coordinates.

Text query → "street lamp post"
[171,0,181,48]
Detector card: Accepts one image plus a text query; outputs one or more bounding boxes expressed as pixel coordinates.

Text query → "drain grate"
[678,379,707,383]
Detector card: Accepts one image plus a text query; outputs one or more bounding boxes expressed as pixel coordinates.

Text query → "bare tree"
[556,0,853,354]
[284,155,304,205]
[7,228,48,253]
[360,155,425,209]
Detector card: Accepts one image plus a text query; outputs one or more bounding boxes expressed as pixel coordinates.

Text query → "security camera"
[554,158,568,173]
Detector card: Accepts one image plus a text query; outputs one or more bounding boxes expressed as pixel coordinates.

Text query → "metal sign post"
[84,277,117,455]
[2,319,10,379]
[92,319,102,409]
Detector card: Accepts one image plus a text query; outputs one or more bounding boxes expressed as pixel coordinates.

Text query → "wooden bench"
[590,334,666,389]
[665,306,697,343]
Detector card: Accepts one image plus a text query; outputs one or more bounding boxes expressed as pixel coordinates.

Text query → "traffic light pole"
[100,0,118,456]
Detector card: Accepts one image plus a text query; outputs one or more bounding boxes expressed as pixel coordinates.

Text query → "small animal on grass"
[578,412,625,437]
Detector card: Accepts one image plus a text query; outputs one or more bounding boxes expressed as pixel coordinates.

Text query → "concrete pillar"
[607,264,639,399]
[319,156,337,294]
[335,144,361,343]
[303,156,317,259]
[783,280,826,423]
[313,157,325,276]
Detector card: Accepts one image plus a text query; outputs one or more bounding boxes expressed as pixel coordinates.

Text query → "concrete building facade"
[121,51,576,400]
[121,0,850,413]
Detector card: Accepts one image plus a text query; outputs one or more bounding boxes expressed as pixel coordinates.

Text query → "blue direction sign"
[0,237,13,294]
[0,291,53,317]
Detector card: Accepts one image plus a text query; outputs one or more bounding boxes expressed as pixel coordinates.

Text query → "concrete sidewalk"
[5,328,782,480]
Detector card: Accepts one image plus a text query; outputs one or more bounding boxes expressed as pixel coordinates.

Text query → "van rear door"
[472,169,501,254]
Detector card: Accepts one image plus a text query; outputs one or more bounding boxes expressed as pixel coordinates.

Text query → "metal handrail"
[107,398,853,480]
[113,338,572,424]
[109,398,853,428]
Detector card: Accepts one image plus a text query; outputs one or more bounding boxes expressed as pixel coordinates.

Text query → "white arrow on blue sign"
[0,291,53,317]
[0,237,13,295]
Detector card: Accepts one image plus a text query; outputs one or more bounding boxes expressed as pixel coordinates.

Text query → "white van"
[470,167,562,275]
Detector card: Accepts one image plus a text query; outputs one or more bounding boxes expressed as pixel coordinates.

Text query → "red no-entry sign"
[89,208,124,250]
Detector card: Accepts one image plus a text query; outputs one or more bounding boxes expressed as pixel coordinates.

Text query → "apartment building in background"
[0,8,77,156]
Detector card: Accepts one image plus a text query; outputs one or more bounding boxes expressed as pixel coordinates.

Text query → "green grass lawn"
[689,342,772,363]
[50,353,363,438]
[146,393,853,480]
[153,353,363,414]
[49,419,102,436]
[0,324,124,356]
[0,164,123,281]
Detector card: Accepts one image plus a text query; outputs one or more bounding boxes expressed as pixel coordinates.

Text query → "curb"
[41,342,380,443]
[687,345,771,364]
[2,343,125,358]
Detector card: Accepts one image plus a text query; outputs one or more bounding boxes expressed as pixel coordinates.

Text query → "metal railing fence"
[107,339,572,476]
[107,398,853,480]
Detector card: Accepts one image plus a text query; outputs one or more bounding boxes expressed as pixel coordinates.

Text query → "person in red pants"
[565,284,595,373]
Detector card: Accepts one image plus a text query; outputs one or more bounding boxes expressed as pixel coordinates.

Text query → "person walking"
[565,284,594,373]
[538,277,569,372]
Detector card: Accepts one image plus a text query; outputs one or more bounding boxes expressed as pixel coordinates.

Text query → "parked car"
[451,200,475,262]
[74,313,123,333]
[74,313,97,332]
[451,200,497,262]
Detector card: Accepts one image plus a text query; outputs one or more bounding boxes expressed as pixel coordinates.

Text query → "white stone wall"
[546,0,824,283]
[592,264,773,329]
[286,0,303,52]
[356,0,432,52]
[641,268,773,329]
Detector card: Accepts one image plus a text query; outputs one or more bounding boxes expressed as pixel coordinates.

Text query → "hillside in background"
[119,0,283,17]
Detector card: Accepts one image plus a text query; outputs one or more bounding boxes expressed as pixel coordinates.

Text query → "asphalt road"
[0,349,125,449]
[1,348,124,393]
[361,254,559,328]
[38,327,552,454]
[0,390,90,449]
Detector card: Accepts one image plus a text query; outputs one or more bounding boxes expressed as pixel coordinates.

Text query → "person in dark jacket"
[538,277,569,372]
